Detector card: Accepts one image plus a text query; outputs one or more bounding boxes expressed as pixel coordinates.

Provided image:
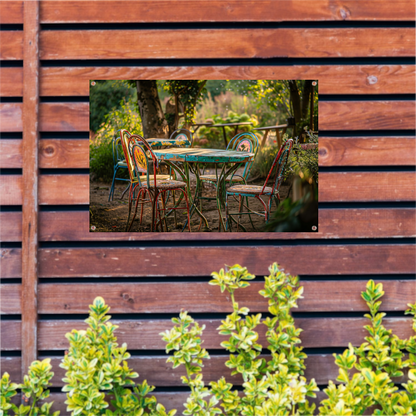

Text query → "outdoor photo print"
[89,80,318,233]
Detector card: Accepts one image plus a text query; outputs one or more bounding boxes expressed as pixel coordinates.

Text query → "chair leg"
[125,184,133,231]
[150,190,157,232]
[237,194,243,232]
[108,166,118,201]
[181,189,192,233]
[225,192,231,232]
[127,187,144,232]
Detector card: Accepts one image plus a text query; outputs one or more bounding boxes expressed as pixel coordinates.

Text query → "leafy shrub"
[249,145,278,179]
[161,264,319,415]
[90,81,137,133]
[195,112,259,149]
[90,98,143,181]
[1,359,59,416]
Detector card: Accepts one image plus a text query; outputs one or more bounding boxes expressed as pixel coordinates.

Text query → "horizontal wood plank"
[0,139,22,168]
[34,280,415,314]
[38,1,415,23]
[36,65,416,96]
[39,139,89,168]
[0,103,22,132]
[39,29,415,60]
[0,31,23,60]
[0,175,22,205]
[0,249,22,278]
[0,284,21,314]
[319,137,416,166]
[0,67,23,96]
[2,317,412,350]
[3,137,415,169]
[0,139,89,168]
[1,172,414,206]
[320,172,416,202]
[3,102,415,132]
[319,101,415,130]
[0,175,89,205]
[0,1,23,24]
[1,320,21,350]
[1,208,414,242]
[39,102,89,132]
[37,245,416,278]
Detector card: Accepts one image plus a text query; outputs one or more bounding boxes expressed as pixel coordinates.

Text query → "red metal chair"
[126,135,191,232]
[225,139,294,231]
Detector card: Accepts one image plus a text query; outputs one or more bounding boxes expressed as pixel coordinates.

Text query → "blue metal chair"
[108,133,130,201]
[169,128,193,148]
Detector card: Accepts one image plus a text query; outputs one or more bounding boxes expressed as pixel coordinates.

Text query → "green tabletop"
[153,148,254,163]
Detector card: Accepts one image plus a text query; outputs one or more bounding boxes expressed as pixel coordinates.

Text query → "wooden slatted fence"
[1,1,415,414]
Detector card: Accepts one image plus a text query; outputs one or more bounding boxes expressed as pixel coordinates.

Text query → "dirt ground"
[89,174,291,233]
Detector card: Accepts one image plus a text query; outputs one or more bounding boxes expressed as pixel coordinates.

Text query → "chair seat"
[140,174,171,181]
[142,179,187,189]
[118,160,128,168]
[200,174,244,183]
[227,184,276,195]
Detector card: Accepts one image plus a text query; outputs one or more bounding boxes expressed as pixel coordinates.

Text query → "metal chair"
[108,134,130,201]
[169,128,193,148]
[225,138,294,231]
[125,135,192,232]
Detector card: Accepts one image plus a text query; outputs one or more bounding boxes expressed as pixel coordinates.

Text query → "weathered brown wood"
[0,357,20,381]
[1,208,414,242]
[0,139,22,168]
[0,175,22,205]
[3,137,414,169]
[320,172,416,202]
[0,31,23,60]
[38,174,89,205]
[39,29,415,60]
[2,352,409,389]
[2,317,411,351]
[320,101,415,130]
[22,0,40,380]
[36,65,416,96]
[38,1,415,23]
[39,103,89,132]
[0,212,22,242]
[0,139,88,169]
[0,249,22,278]
[36,280,415,314]
[39,139,89,168]
[1,320,21,350]
[1,172,414,207]
[0,68,23,96]
[4,102,415,133]
[0,103,23,132]
[0,1,23,24]
[0,284,21,314]
[37,245,416,278]
[319,137,416,166]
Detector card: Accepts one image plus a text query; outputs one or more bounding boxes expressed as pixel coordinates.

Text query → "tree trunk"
[136,81,167,138]
[302,80,313,120]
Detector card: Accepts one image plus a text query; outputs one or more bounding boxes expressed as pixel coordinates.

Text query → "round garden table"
[153,147,254,231]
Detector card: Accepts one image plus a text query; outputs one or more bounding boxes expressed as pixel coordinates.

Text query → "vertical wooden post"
[21,0,40,379]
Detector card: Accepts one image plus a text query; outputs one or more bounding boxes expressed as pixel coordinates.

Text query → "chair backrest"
[262,139,294,195]
[169,128,193,148]
[112,134,125,165]
[119,129,136,182]
[128,135,159,189]
[227,132,259,180]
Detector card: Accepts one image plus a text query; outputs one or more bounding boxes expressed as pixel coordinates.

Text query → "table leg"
[222,127,228,148]
[216,162,242,232]
[260,130,269,149]
[275,128,282,149]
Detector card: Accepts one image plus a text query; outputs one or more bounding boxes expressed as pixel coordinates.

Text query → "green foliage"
[89,98,143,181]
[319,280,416,416]
[162,81,207,127]
[90,81,137,133]
[162,263,318,416]
[160,313,219,416]
[196,112,258,149]
[0,359,58,416]
[60,297,173,416]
